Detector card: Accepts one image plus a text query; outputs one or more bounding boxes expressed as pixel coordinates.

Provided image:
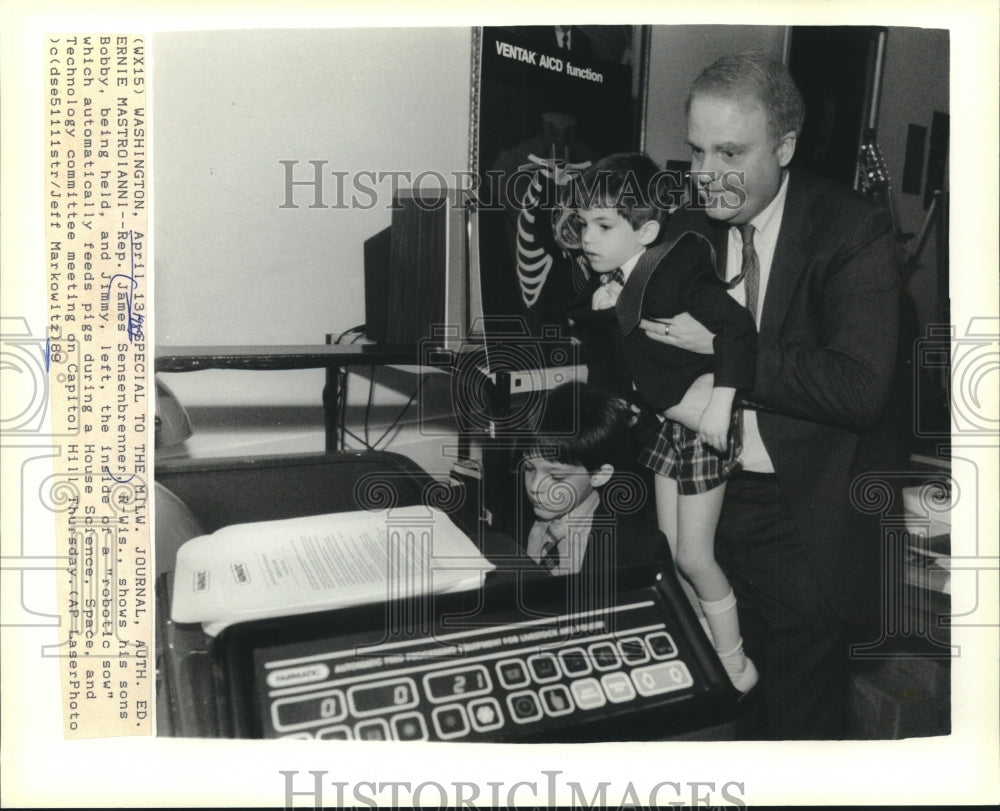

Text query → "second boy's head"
[567,153,666,274]
[522,382,629,521]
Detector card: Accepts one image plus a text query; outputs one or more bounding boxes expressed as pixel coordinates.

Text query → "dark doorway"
[788,26,887,187]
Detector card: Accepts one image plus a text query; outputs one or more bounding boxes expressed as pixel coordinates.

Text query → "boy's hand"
[696,385,737,453]
[697,399,731,452]
[664,374,713,431]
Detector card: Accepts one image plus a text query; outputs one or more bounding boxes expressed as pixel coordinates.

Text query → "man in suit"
[641,52,900,738]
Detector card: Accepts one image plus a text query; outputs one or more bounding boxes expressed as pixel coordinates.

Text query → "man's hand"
[638,311,716,354]
[663,373,714,431]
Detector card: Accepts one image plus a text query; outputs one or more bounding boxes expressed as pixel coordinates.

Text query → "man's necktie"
[728,223,760,320]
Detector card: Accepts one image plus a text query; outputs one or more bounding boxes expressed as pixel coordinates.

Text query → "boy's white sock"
[714,640,759,694]
[699,590,758,693]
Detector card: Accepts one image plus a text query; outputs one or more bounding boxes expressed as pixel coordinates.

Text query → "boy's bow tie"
[592,268,625,310]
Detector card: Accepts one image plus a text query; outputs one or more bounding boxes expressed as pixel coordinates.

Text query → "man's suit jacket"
[664,169,900,623]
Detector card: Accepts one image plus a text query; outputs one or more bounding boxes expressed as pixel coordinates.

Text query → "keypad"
[391,712,428,741]
[617,637,650,665]
[507,691,543,723]
[570,677,607,710]
[272,689,346,732]
[256,597,709,741]
[632,661,693,696]
[645,631,678,660]
[316,724,351,740]
[600,672,637,703]
[348,678,418,717]
[424,665,492,703]
[589,641,621,671]
[431,704,469,740]
[558,647,592,676]
[468,697,504,732]
[496,659,530,689]
[527,653,561,683]
[540,684,574,716]
[355,718,390,740]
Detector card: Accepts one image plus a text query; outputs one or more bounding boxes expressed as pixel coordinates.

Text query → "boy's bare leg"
[675,484,730,602]
[675,483,758,692]
[653,473,702,615]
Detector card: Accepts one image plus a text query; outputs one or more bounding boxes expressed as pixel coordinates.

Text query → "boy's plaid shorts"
[639,408,744,494]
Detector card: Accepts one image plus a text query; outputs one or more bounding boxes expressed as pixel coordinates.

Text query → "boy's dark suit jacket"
[571,232,757,413]
[484,501,669,618]
[664,169,900,623]
[499,494,670,584]
[574,501,670,582]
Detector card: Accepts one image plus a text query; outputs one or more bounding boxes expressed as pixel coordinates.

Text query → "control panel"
[217,567,735,741]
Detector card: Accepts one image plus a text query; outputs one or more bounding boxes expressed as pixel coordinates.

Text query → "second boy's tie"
[539,520,564,571]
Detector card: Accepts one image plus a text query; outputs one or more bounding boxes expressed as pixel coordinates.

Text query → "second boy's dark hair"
[524,381,631,472]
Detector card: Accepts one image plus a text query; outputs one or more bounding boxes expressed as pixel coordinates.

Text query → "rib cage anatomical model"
[514,150,591,308]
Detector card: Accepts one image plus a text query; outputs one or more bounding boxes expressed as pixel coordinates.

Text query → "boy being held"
[521,381,666,580]
[560,152,759,692]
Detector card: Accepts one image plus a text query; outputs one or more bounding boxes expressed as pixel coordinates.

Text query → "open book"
[171,506,494,635]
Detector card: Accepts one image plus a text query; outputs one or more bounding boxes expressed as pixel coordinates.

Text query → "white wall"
[154,27,471,346]
[153,28,471,466]
[643,25,787,166]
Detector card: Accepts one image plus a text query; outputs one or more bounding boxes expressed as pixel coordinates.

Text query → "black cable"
[339,367,348,451]
[347,330,367,449]
[334,324,366,343]
[332,326,365,451]
[363,366,376,448]
[330,325,421,453]
[340,424,372,450]
[372,380,422,450]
